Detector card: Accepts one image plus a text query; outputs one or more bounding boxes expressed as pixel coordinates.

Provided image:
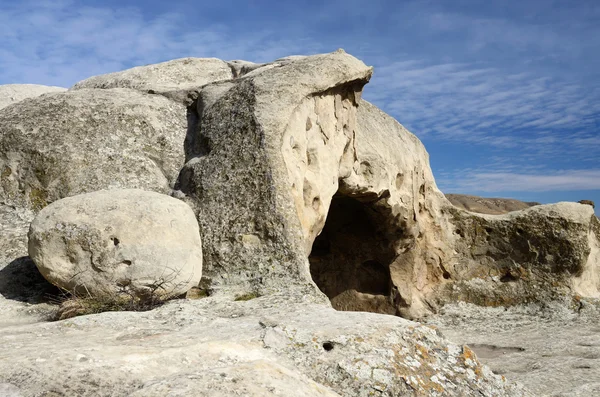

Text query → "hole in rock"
[309,194,398,315]
[322,342,334,351]
[500,271,518,283]
[112,237,120,246]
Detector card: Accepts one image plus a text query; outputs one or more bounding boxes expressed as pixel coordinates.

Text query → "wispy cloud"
[0,0,322,87]
[0,0,598,205]
[440,169,600,193]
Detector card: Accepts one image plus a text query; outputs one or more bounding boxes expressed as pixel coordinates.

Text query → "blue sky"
[1,0,599,214]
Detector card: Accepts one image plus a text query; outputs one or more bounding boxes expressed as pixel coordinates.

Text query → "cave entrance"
[309,193,398,315]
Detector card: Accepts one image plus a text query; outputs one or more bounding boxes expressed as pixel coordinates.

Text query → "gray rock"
[442,202,600,308]
[28,189,202,298]
[0,84,66,110]
[426,301,600,397]
[0,295,527,397]
[72,57,233,96]
[0,88,187,211]
[176,49,374,298]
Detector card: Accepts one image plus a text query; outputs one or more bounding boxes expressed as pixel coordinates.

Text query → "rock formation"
[0,88,187,211]
[446,193,539,214]
[72,58,233,96]
[28,189,203,299]
[1,50,598,395]
[0,84,66,110]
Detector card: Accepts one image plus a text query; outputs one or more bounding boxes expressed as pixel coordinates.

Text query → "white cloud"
[440,169,600,193]
[0,1,323,87]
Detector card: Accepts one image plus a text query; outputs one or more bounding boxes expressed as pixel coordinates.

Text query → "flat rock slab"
[426,302,600,396]
[0,296,526,397]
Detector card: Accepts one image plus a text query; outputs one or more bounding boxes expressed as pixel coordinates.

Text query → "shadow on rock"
[0,256,61,303]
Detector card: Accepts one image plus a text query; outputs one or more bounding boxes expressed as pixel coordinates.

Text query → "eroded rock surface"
[28,189,202,298]
[0,84,66,110]
[0,295,526,397]
[172,50,600,319]
[441,203,600,307]
[1,50,599,396]
[0,88,187,211]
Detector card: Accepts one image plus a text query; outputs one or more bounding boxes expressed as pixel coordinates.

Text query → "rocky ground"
[426,300,600,396]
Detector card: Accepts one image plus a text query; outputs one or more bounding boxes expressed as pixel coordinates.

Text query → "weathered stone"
[72,57,233,97]
[176,49,374,298]
[579,199,595,209]
[446,193,539,214]
[0,295,527,397]
[28,189,202,298]
[441,203,600,307]
[426,300,600,397]
[0,84,66,110]
[174,50,600,319]
[0,88,187,211]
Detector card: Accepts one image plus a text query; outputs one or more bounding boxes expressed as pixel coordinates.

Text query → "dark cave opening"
[308,194,398,314]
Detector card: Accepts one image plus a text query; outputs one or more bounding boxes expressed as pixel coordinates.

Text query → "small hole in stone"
[485,227,493,234]
[443,270,451,280]
[112,237,120,246]
[455,229,464,237]
[500,272,518,282]
[312,196,321,210]
[121,260,132,266]
[322,342,334,351]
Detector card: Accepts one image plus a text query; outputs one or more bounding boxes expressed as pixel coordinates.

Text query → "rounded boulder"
[28,189,202,298]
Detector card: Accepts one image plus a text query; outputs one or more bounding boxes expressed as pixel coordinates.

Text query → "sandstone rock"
[0,84,66,110]
[0,88,187,211]
[446,193,539,214]
[28,189,202,298]
[0,295,527,397]
[227,60,266,78]
[1,50,599,395]
[71,58,233,100]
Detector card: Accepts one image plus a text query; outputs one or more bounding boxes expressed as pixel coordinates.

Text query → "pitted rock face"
[27,189,202,298]
[0,88,187,211]
[174,50,600,318]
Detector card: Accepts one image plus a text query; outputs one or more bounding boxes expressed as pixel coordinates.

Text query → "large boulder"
[0,88,187,211]
[28,189,202,298]
[175,50,456,316]
[0,84,66,110]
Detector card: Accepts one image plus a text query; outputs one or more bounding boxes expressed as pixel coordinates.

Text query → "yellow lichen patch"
[1,165,11,178]
[29,187,48,211]
[460,345,484,378]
